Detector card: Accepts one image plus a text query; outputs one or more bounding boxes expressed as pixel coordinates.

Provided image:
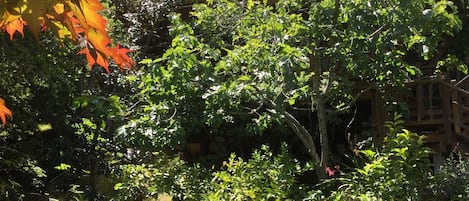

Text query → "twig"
[367,25,385,39]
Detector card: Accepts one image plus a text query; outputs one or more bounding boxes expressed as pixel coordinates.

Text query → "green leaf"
[361,149,376,159]
[82,118,97,129]
[54,163,71,171]
[33,166,47,177]
[288,93,300,105]
[458,64,468,74]
[247,0,254,9]
[405,65,419,76]
[114,182,124,190]
[407,35,424,49]
[38,123,52,132]
[139,58,153,64]
[238,75,251,81]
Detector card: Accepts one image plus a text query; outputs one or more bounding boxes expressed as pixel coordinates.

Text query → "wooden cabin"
[367,72,469,170]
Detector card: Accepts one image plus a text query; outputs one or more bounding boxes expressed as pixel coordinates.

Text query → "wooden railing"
[407,75,469,149]
[449,75,469,137]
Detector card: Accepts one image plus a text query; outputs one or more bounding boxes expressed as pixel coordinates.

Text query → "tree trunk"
[317,100,330,168]
[283,107,320,164]
[309,51,331,174]
[89,124,100,200]
[266,100,325,178]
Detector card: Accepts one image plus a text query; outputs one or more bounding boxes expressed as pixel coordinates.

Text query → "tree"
[108,0,184,57]
[135,0,463,177]
[0,0,135,124]
[0,1,136,199]
[0,33,85,199]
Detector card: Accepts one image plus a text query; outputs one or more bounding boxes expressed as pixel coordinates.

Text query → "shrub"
[113,151,210,201]
[308,116,433,200]
[425,152,469,200]
[205,144,311,201]
[114,144,311,200]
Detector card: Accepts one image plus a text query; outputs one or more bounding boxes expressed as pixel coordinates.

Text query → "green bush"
[308,116,433,201]
[113,151,210,201]
[114,144,311,200]
[425,153,469,201]
[205,144,311,201]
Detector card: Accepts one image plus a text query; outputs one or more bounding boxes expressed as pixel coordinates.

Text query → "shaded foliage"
[114,144,311,201]
[312,115,433,200]
[1,0,469,200]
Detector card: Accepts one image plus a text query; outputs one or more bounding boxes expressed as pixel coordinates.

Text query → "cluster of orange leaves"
[0,0,136,126]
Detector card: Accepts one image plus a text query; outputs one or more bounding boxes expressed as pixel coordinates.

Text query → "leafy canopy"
[136,0,463,166]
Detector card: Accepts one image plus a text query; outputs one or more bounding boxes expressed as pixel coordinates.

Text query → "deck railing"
[407,75,469,150]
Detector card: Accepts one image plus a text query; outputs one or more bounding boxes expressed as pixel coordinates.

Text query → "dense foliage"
[0,0,468,200]
[129,0,464,175]
[315,116,433,200]
[0,0,135,126]
[308,118,469,201]
[0,31,83,200]
[429,152,469,200]
[114,144,310,201]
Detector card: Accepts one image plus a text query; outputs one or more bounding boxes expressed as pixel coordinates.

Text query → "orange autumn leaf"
[1,0,27,25]
[0,98,12,126]
[4,18,26,39]
[0,0,136,126]
[61,0,133,70]
[22,0,49,41]
[0,0,135,71]
[66,0,106,33]
[86,28,110,56]
[110,45,135,70]
[79,46,110,72]
[63,11,85,37]
[78,0,107,33]
[1,11,21,27]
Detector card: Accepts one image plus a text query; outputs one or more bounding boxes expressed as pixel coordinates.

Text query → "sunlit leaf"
[54,163,71,170]
[1,0,27,24]
[22,0,50,41]
[38,123,53,132]
[0,0,135,73]
[86,28,110,56]
[110,44,134,70]
[0,98,12,126]
[78,47,109,72]
[4,18,25,39]
[77,0,106,32]
[53,2,64,14]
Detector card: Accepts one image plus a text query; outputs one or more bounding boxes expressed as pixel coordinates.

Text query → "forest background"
[0,0,468,200]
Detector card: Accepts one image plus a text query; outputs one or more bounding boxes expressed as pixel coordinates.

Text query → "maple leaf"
[0,0,135,72]
[4,18,26,39]
[1,0,27,24]
[22,0,50,41]
[66,0,106,33]
[0,98,12,126]
[86,28,110,56]
[79,46,110,72]
[64,11,85,37]
[62,0,134,71]
[0,0,136,126]
[79,0,107,32]
[110,45,135,70]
